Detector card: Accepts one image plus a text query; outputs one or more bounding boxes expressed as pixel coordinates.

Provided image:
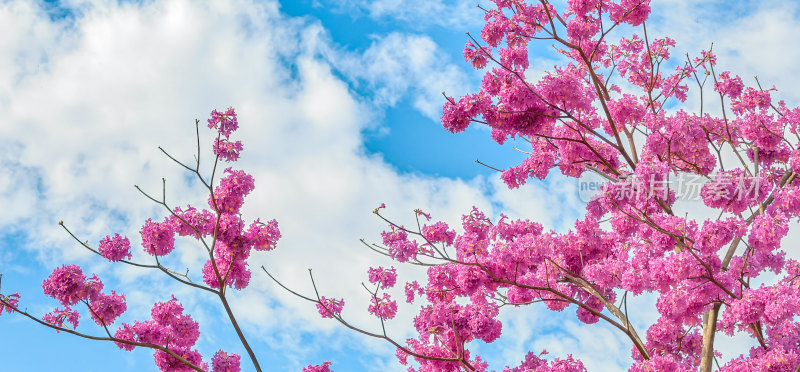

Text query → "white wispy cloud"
[314,31,473,121]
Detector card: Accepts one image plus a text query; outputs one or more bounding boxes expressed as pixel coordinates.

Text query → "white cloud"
[318,31,473,121]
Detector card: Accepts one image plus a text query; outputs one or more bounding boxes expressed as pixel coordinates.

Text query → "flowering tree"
[275,0,800,371]
[3,1,800,371]
[0,109,283,372]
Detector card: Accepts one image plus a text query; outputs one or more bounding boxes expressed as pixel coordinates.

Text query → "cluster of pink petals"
[0,292,19,315]
[302,361,333,372]
[98,233,132,261]
[113,297,207,371]
[211,350,241,372]
[141,219,177,256]
[381,227,418,262]
[89,290,127,326]
[42,265,102,306]
[213,138,243,162]
[367,266,397,289]
[316,296,344,318]
[209,168,255,214]
[207,107,238,139]
[421,221,456,245]
[42,307,80,330]
[714,71,744,98]
[404,281,424,303]
[700,169,770,213]
[367,293,398,320]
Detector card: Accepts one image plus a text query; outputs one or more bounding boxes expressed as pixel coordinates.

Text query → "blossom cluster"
[208,107,243,162]
[316,296,344,318]
[40,265,128,329]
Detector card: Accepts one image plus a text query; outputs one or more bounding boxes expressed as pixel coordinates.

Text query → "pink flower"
[98,233,132,262]
[202,248,251,290]
[132,320,169,345]
[208,168,255,214]
[381,227,418,262]
[213,138,243,162]
[714,71,744,98]
[422,222,456,245]
[404,281,424,303]
[89,290,127,326]
[150,295,185,324]
[208,107,239,138]
[316,296,344,318]
[113,323,137,351]
[367,266,397,289]
[153,346,207,372]
[0,292,20,315]
[42,307,80,330]
[141,219,176,256]
[42,264,88,307]
[211,350,241,372]
[169,206,217,238]
[368,293,398,320]
[302,361,333,372]
[245,218,281,251]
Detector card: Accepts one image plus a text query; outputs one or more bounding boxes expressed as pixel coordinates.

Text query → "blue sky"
[2,0,800,371]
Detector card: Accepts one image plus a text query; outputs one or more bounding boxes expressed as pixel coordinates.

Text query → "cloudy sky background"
[1,0,799,371]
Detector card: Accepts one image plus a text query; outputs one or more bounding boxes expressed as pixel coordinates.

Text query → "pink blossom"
[113,323,137,351]
[169,206,217,238]
[422,221,456,245]
[404,281,424,303]
[132,320,169,345]
[208,107,238,138]
[141,219,176,256]
[89,290,127,326]
[0,292,19,315]
[368,293,398,320]
[213,138,243,162]
[42,264,88,307]
[208,168,255,214]
[316,296,344,318]
[42,307,80,330]
[98,233,132,262]
[381,227,418,262]
[211,350,241,372]
[202,253,251,290]
[245,218,281,251]
[153,346,207,372]
[714,71,744,98]
[367,266,397,289]
[302,361,333,372]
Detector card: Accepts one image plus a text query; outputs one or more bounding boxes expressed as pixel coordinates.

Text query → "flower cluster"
[367,293,397,320]
[209,107,243,162]
[302,361,333,372]
[380,227,418,262]
[0,292,19,315]
[98,233,132,262]
[316,296,344,318]
[367,266,397,289]
[211,350,241,372]
[41,265,127,328]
